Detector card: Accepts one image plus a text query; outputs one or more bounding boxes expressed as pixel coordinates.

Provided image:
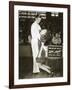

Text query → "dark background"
[19,11,63,45]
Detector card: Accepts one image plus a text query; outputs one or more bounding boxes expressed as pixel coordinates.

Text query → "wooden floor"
[19,57,63,79]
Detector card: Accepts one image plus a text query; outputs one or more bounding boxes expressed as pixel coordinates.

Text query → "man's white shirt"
[31,22,41,40]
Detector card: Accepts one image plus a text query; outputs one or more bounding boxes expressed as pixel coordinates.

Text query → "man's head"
[35,14,41,24]
[55,33,60,38]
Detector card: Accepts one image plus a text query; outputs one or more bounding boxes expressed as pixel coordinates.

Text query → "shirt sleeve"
[31,23,41,40]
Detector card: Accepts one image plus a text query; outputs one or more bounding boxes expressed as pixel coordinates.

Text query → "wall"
[0,0,72,90]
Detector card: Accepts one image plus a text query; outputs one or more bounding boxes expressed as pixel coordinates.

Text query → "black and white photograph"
[9,1,70,88]
[19,11,63,79]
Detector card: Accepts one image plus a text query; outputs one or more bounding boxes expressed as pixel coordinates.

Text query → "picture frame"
[9,1,70,89]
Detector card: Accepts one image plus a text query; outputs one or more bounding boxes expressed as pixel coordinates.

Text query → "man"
[31,15,41,73]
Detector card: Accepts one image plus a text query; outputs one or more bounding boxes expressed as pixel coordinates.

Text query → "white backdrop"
[0,0,72,90]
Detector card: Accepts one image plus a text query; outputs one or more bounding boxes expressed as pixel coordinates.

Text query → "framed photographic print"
[9,1,70,89]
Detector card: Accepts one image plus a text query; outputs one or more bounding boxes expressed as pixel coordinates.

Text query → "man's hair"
[35,14,41,18]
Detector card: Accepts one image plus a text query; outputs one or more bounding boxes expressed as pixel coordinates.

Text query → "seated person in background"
[28,35,32,44]
[52,32,61,45]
